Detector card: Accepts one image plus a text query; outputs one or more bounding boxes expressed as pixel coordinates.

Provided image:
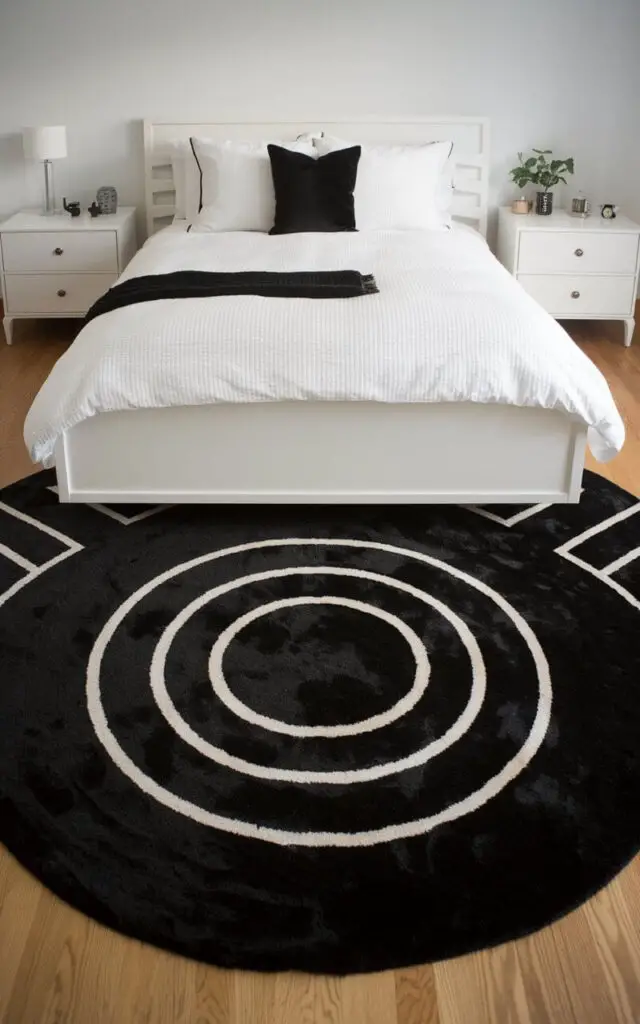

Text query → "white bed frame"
[54,117,588,505]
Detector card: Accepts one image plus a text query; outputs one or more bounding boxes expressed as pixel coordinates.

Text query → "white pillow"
[313,136,453,230]
[190,138,316,233]
[169,140,202,223]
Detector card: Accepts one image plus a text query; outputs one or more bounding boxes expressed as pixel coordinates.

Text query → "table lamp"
[22,126,67,215]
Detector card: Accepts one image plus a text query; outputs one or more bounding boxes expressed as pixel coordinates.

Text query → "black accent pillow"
[268,144,361,234]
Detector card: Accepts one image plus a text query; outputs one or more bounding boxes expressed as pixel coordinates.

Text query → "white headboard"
[143,117,490,239]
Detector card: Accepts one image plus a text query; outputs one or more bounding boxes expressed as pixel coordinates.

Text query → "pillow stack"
[313,136,453,231]
[189,137,316,232]
[170,137,315,230]
[170,132,454,234]
[169,139,203,223]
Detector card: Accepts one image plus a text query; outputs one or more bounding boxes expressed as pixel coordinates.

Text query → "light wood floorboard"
[0,315,638,1024]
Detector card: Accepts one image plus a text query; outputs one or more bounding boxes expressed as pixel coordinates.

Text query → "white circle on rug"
[148,564,485,783]
[86,537,552,847]
[206,594,430,738]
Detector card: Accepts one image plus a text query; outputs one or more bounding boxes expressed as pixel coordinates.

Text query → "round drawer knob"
[574,248,584,257]
[53,247,64,256]
[57,289,67,297]
[571,290,580,299]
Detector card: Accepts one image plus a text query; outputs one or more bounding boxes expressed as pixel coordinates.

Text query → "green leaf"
[510,149,574,190]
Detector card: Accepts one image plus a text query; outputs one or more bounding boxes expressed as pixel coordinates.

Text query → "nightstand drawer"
[518,231,639,275]
[518,274,636,316]
[1,231,118,274]
[4,273,115,314]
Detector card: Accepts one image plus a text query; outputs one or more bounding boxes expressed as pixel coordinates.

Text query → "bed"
[24,117,624,505]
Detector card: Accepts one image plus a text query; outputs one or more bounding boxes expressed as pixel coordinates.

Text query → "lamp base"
[43,160,56,215]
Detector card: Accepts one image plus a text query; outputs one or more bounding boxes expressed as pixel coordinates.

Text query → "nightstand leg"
[3,317,14,345]
[623,318,635,347]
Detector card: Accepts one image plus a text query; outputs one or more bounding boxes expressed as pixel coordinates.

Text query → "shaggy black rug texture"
[0,469,639,974]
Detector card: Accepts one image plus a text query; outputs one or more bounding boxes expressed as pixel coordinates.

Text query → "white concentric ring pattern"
[149,565,485,783]
[86,538,552,848]
[207,594,431,738]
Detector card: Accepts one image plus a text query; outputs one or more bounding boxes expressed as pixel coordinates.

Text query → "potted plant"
[509,149,575,216]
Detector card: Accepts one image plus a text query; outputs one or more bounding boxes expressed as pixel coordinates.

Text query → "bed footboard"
[54,401,587,505]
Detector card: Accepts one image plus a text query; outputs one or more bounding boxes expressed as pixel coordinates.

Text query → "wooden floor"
[0,316,639,1024]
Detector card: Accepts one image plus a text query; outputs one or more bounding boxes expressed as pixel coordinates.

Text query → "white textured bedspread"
[25,226,624,466]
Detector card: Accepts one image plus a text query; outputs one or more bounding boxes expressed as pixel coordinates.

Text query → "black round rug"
[1,469,639,974]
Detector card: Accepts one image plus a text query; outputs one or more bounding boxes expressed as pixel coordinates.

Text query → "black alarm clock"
[601,203,617,219]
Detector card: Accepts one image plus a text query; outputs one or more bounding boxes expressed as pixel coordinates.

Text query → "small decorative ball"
[96,186,118,215]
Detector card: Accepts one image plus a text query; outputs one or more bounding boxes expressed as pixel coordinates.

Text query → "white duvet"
[25,224,624,466]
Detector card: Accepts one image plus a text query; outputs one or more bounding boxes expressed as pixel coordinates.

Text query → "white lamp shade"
[22,125,67,161]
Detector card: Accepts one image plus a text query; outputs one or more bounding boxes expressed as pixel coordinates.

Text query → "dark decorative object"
[88,201,102,218]
[535,191,554,216]
[601,204,617,220]
[62,197,81,217]
[268,144,361,234]
[96,185,117,214]
[0,469,639,975]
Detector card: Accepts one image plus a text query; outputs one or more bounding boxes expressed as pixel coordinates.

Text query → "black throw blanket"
[85,270,379,324]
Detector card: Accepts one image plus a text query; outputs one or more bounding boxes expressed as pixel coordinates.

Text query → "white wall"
[1,0,639,241]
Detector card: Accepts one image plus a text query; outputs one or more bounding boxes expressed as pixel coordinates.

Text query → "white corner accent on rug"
[463,503,551,527]
[0,500,83,610]
[601,547,640,577]
[555,503,640,611]
[47,485,170,525]
[0,542,36,573]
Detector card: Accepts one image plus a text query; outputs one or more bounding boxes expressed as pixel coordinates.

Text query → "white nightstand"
[497,208,640,346]
[0,207,137,344]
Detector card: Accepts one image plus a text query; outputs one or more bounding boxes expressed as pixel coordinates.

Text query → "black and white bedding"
[24,223,624,466]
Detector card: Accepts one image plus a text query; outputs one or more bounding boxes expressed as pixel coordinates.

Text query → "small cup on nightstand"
[571,196,591,218]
